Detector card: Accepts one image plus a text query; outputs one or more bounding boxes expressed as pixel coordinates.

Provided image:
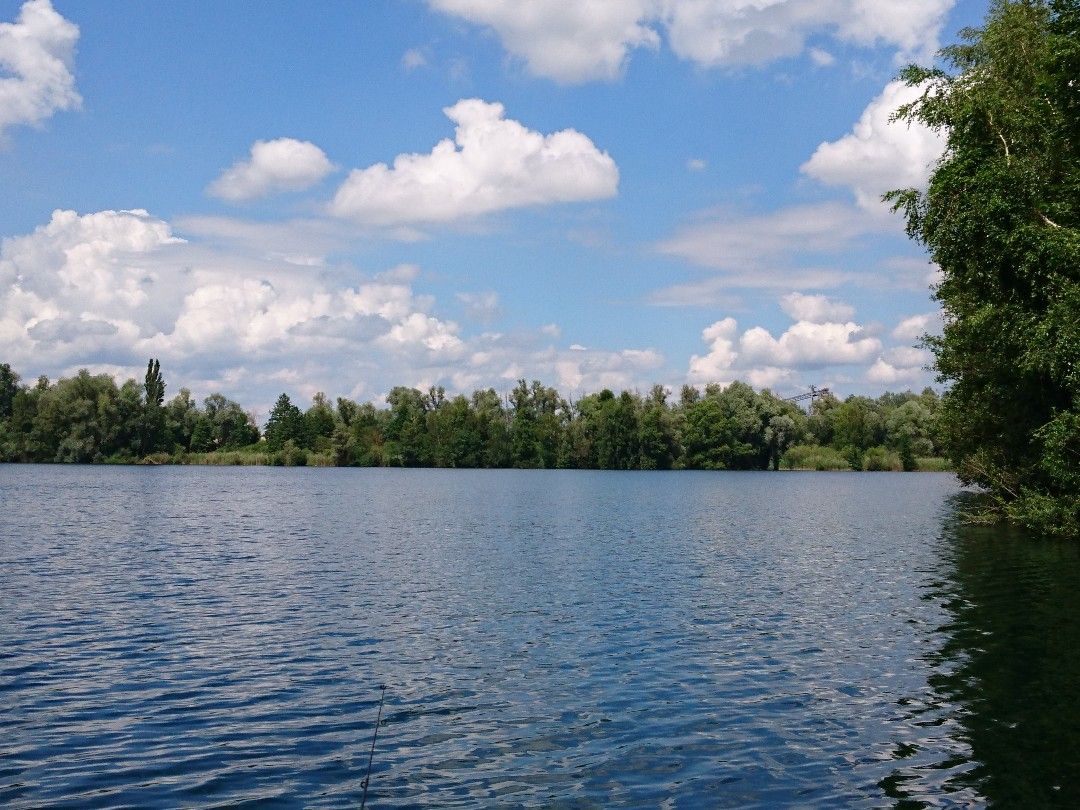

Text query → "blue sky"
[0,0,988,415]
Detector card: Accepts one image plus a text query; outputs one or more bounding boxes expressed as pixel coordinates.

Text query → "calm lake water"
[2,466,1078,808]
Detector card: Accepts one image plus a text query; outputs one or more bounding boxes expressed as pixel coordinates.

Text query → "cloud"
[646,276,743,307]
[0,207,184,315]
[0,208,459,372]
[801,80,946,212]
[779,292,854,323]
[0,209,183,370]
[428,0,660,83]
[739,320,881,367]
[1,207,667,409]
[664,0,953,69]
[175,215,358,265]
[866,357,924,386]
[376,311,464,356]
[686,157,707,172]
[457,290,500,323]
[329,99,618,226]
[688,312,882,387]
[553,347,663,392]
[657,81,942,296]
[885,345,932,367]
[208,138,336,201]
[0,0,80,137]
[892,310,943,341]
[657,202,876,272]
[880,256,941,290]
[808,47,835,67]
[402,47,428,71]
[688,317,739,383]
[27,316,118,342]
[428,0,954,83]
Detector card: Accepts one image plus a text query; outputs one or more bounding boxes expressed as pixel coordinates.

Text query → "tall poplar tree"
[142,358,167,454]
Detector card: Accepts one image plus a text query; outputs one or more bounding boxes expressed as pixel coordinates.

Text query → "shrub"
[863,446,902,471]
[915,456,952,472]
[781,444,851,471]
[282,440,307,467]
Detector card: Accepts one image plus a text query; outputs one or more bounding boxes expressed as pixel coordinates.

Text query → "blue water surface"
[2,466,1078,807]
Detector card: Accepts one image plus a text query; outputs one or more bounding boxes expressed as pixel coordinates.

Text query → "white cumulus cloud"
[429,0,954,82]
[687,311,883,387]
[688,316,739,384]
[208,138,336,202]
[2,208,667,409]
[329,99,618,226]
[802,80,946,212]
[885,345,932,367]
[779,292,855,323]
[664,0,952,68]
[0,209,184,369]
[0,0,80,137]
[892,310,943,341]
[739,320,881,367]
[866,357,924,386]
[428,0,660,83]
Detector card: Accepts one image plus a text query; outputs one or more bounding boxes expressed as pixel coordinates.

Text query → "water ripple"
[2,466,1080,806]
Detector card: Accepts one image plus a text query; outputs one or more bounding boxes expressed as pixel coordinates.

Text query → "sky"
[0,0,990,416]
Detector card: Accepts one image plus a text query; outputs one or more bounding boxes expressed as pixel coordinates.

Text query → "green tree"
[509,380,564,468]
[116,379,145,456]
[32,371,123,462]
[639,385,678,470]
[305,392,336,452]
[830,396,886,458]
[0,363,19,420]
[889,0,1080,534]
[189,415,215,453]
[336,397,359,427]
[264,393,306,452]
[164,388,199,451]
[144,359,165,407]
[2,383,42,461]
[141,358,166,454]
[384,387,429,466]
[203,393,260,449]
[885,400,937,457]
[348,401,388,466]
[681,397,728,469]
[572,389,640,470]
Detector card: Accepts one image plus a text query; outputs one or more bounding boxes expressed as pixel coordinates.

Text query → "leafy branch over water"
[0,360,947,472]
[887,0,1080,537]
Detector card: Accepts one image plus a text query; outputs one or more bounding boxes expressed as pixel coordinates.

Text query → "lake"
[2,466,1078,807]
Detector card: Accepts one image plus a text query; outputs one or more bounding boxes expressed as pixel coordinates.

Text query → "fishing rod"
[360,684,387,810]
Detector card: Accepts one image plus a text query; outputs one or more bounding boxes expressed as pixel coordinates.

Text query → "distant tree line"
[0,361,257,464]
[0,360,947,470]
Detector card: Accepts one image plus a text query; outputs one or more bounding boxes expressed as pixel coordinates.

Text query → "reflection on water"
[916,498,1080,806]
[0,466,1078,807]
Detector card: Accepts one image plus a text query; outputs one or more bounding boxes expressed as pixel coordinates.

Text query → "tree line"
[0,360,947,471]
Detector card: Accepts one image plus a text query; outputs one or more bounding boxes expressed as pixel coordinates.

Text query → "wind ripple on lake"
[2,466,1078,807]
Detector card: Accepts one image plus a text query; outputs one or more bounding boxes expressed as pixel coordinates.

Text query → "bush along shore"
[0,360,949,472]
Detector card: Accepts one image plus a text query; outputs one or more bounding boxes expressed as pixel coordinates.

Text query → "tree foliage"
[888,0,1080,536]
[0,360,951,471]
